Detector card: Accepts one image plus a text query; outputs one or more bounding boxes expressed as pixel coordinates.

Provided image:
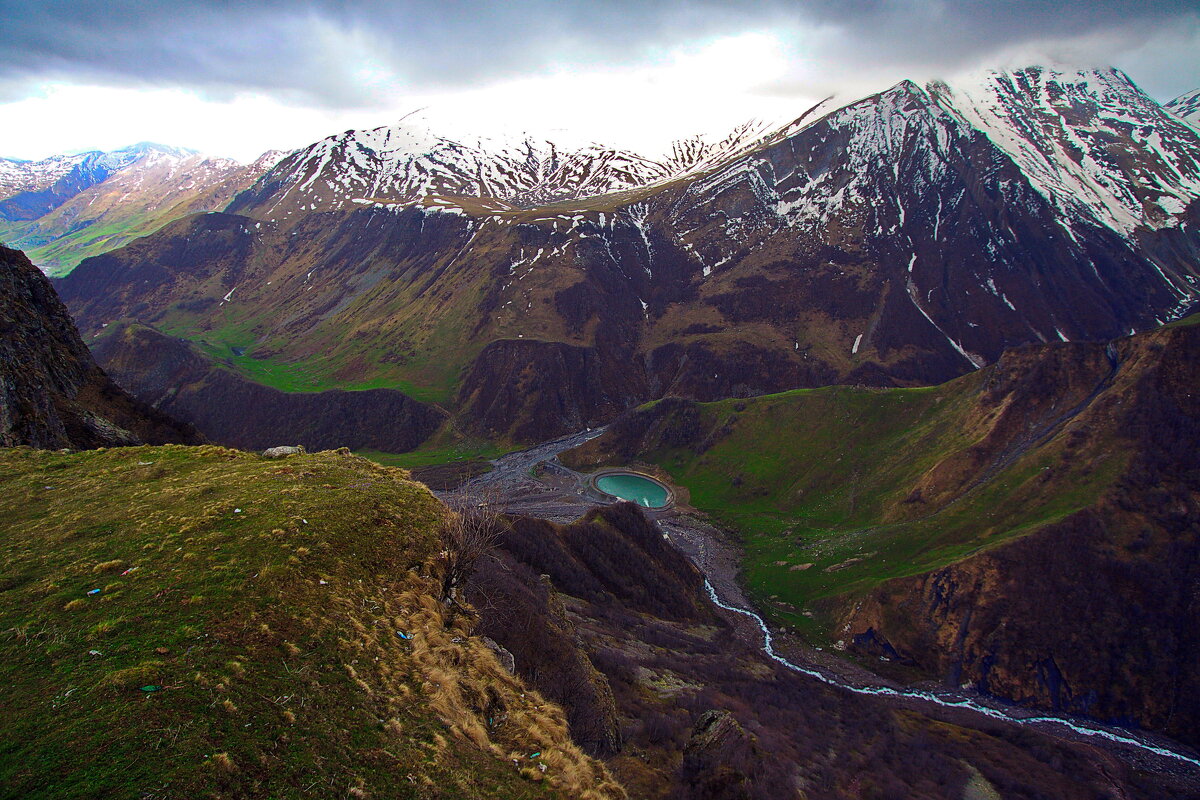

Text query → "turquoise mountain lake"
[596,473,670,508]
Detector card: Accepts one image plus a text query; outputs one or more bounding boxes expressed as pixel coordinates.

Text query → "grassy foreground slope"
[0,445,620,800]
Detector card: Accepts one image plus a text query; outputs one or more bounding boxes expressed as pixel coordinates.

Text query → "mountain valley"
[5,58,1200,799]
[0,144,283,276]
[562,316,1200,749]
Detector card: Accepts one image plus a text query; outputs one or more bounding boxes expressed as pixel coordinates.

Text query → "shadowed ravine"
[450,425,1200,778]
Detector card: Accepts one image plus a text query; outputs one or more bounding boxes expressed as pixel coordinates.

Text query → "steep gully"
[444,426,1200,778]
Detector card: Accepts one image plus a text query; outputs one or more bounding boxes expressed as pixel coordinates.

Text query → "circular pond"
[595,473,671,509]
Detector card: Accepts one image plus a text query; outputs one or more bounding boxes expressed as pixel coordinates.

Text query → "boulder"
[481,636,516,674]
[261,445,305,459]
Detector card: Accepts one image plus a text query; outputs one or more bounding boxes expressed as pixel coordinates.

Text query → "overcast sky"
[1,0,1197,162]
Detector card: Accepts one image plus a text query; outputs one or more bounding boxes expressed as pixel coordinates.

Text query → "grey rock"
[261,445,305,459]
[481,636,515,674]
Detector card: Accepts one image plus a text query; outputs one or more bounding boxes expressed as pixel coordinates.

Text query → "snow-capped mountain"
[931,68,1200,235]
[58,66,1200,441]
[664,66,1200,369]
[229,120,654,219]
[658,118,797,176]
[0,152,92,198]
[0,144,190,201]
[227,114,782,220]
[1166,88,1200,127]
[0,144,183,222]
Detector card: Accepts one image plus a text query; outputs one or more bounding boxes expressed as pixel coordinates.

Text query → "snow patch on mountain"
[932,67,1200,237]
[1166,88,1200,128]
[0,153,92,198]
[238,109,786,219]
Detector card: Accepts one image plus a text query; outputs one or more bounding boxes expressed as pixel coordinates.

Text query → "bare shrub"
[437,489,503,607]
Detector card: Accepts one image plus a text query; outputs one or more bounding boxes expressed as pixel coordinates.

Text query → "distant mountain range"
[0,144,284,275]
[226,115,776,218]
[0,143,192,211]
[11,77,1199,279]
[51,66,1200,445]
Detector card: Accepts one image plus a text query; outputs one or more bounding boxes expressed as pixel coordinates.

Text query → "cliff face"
[0,246,201,449]
[456,338,649,441]
[841,322,1200,746]
[91,323,445,452]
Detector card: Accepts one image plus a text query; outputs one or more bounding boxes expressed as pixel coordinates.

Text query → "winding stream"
[459,426,1200,774]
[701,578,1200,770]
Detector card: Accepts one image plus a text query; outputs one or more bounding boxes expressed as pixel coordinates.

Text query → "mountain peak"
[922,64,1200,236]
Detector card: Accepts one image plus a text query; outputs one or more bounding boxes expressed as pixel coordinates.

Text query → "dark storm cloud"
[772,0,1200,96]
[0,0,1196,105]
[0,0,756,104]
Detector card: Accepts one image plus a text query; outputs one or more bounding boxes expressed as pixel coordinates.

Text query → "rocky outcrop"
[680,711,761,800]
[90,323,444,453]
[261,445,305,458]
[840,323,1200,747]
[467,503,719,755]
[0,246,201,449]
[468,554,624,756]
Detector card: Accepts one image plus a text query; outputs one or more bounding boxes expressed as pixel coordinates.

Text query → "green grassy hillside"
[2,208,167,277]
[563,335,1143,639]
[0,445,620,799]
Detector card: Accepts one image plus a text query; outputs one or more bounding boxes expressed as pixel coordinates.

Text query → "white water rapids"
[702,578,1200,770]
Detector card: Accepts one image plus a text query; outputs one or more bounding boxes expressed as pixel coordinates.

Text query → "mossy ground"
[155,315,453,403]
[0,445,615,799]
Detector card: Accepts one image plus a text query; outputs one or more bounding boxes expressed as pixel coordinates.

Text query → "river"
[450,425,1200,777]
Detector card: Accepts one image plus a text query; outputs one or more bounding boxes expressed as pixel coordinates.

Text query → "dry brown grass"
[211,752,237,774]
[391,565,627,800]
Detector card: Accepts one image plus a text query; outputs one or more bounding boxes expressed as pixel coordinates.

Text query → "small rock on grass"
[262,445,305,459]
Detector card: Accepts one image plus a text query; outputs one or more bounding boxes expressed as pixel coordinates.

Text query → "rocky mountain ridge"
[55,66,1200,445]
[1166,87,1200,127]
[226,114,778,221]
